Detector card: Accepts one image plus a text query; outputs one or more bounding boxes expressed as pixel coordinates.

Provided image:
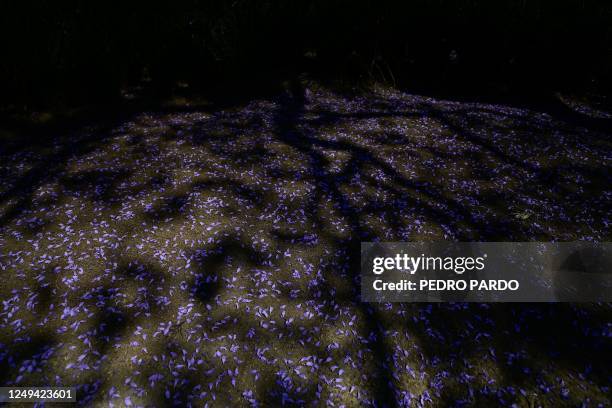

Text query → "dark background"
[1,0,611,110]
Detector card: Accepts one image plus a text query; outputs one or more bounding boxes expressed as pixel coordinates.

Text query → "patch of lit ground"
[0,86,610,406]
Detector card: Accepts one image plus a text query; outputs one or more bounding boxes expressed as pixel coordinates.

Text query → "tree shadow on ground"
[0,81,610,405]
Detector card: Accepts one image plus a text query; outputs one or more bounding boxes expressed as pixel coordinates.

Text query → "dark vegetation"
[1,0,611,110]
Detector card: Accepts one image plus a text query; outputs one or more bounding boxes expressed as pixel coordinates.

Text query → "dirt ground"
[1,85,610,406]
